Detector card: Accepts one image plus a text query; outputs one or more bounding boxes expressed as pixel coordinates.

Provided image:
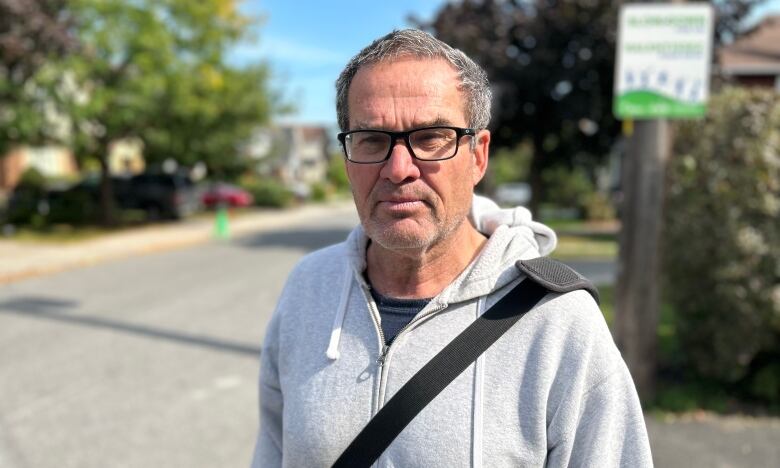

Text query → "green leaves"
[664,88,780,399]
[40,0,275,176]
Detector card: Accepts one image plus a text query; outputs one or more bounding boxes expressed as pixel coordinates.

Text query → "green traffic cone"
[215,206,230,240]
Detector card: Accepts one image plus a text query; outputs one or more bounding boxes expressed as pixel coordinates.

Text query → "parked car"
[127,172,200,219]
[201,183,254,208]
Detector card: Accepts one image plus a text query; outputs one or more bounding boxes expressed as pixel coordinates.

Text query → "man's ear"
[472,129,490,186]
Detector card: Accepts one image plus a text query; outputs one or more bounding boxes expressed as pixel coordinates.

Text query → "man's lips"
[382,197,421,203]
[376,197,428,211]
[379,199,424,206]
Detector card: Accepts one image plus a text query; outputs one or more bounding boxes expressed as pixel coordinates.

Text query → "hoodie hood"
[343,194,557,305]
[468,194,556,252]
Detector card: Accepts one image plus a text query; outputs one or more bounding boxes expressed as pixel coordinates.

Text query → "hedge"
[663,87,780,403]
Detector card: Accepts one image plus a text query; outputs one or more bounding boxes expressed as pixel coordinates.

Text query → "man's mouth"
[377,197,428,212]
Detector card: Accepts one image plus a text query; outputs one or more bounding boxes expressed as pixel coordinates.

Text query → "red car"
[201,183,254,208]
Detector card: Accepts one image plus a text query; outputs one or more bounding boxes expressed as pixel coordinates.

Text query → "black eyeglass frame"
[336,126,478,164]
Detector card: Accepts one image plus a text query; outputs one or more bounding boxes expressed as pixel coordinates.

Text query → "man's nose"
[379,139,421,184]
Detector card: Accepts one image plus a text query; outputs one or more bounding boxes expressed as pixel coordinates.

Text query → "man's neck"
[365,223,487,299]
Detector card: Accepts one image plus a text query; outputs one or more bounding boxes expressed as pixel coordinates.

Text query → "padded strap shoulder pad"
[516,257,600,304]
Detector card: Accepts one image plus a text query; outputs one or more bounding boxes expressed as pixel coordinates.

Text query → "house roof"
[719,15,780,75]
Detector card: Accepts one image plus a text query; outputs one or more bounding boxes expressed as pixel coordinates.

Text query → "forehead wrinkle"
[348,58,466,131]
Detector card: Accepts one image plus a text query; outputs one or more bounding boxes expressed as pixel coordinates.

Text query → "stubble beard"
[358,198,469,252]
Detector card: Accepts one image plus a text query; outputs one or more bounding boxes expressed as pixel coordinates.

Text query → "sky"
[230,0,780,127]
[229,0,446,127]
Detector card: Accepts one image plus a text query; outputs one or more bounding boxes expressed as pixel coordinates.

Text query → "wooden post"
[614,119,670,402]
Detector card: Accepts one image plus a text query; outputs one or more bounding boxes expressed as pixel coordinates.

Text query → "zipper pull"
[376,345,389,365]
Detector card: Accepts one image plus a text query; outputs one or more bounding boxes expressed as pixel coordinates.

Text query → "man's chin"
[365,220,436,251]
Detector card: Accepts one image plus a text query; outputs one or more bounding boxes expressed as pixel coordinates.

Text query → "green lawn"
[552,234,617,260]
[543,219,619,261]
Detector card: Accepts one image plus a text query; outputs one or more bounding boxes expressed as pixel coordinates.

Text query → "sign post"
[613,3,713,401]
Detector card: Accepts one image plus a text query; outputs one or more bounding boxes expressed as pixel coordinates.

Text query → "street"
[1,206,778,467]
[0,209,358,468]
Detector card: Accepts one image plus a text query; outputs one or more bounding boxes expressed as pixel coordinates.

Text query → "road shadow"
[236,226,353,252]
[0,296,261,357]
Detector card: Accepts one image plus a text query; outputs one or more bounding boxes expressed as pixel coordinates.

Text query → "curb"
[0,201,357,285]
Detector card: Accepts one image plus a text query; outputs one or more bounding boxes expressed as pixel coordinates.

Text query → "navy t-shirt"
[370,289,432,345]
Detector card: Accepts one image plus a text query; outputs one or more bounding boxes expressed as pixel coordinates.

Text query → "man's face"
[345,57,489,251]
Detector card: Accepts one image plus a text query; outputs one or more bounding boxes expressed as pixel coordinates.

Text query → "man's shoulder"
[508,259,612,354]
[287,241,351,283]
[301,241,349,264]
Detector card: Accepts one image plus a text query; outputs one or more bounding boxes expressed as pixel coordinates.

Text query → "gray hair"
[335,29,491,132]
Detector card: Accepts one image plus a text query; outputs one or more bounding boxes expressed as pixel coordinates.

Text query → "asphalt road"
[0,209,359,468]
[1,207,778,467]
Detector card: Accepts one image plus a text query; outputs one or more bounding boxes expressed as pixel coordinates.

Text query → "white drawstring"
[326,266,353,360]
[472,296,487,468]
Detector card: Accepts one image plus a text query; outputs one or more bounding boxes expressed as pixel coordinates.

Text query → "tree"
[418,0,767,213]
[417,0,619,213]
[0,0,77,153]
[61,0,274,224]
[142,62,274,179]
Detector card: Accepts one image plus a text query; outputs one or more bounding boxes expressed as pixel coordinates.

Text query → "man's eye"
[360,136,386,145]
[414,131,450,147]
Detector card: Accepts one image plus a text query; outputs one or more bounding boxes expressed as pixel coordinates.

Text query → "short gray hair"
[335,29,491,132]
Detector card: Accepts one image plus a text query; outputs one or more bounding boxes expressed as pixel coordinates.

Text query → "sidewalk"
[0,201,357,284]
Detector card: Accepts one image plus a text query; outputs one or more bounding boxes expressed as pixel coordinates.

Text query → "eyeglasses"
[337,126,477,164]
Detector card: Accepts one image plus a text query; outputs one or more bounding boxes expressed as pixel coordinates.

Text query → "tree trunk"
[98,148,116,227]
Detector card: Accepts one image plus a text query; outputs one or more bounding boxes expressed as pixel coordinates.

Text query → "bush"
[583,192,616,221]
[240,177,294,208]
[310,182,330,202]
[19,167,47,190]
[540,165,595,217]
[663,87,780,403]
[47,187,99,225]
[487,142,532,187]
[326,154,351,193]
[6,168,48,225]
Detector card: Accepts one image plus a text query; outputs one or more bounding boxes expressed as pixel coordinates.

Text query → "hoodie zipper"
[361,284,449,410]
[360,285,389,416]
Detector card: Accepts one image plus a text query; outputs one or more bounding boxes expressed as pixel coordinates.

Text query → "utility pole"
[614,119,669,402]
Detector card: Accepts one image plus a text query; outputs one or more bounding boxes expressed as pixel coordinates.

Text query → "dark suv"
[124,172,200,220]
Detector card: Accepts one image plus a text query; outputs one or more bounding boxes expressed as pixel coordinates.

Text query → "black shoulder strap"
[331,257,596,468]
[517,257,599,304]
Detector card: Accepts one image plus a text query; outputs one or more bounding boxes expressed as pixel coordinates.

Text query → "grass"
[552,234,618,260]
[6,224,124,243]
[542,218,619,260]
[3,209,161,243]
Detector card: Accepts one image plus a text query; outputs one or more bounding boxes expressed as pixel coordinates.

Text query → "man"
[252,29,652,467]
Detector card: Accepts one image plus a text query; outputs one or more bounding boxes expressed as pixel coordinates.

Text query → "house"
[245,125,332,191]
[0,146,79,195]
[718,15,780,90]
[107,138,145,176]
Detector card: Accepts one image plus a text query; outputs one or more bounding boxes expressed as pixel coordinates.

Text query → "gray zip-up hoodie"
[252,196,652,467]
